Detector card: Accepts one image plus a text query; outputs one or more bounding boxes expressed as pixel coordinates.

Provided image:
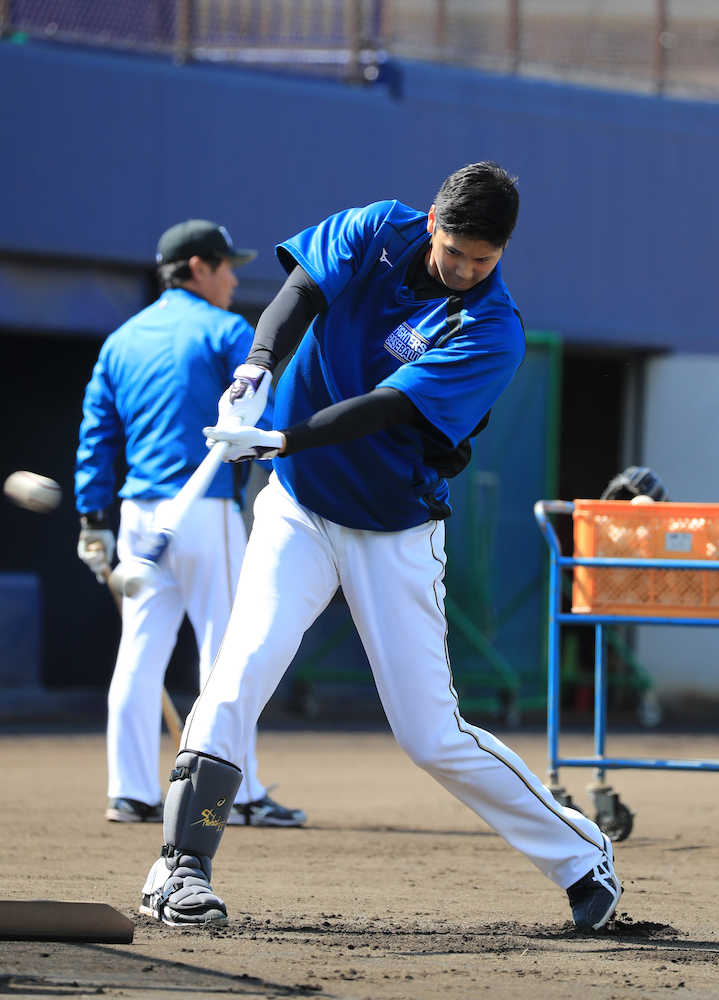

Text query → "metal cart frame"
[534,500,719,841]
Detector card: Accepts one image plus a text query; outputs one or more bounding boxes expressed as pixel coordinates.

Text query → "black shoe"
[106,797,163,823]
[227,794,306,827]
[567,834,623,931]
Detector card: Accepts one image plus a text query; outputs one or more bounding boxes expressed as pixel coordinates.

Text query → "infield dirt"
[1,728,718,999]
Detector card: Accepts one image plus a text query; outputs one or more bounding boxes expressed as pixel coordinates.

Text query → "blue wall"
[1,40,718,350]
[1,39,717,699]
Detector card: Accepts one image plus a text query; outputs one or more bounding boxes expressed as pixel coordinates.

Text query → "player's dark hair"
[433,162,519,247]
[158,255,223,289]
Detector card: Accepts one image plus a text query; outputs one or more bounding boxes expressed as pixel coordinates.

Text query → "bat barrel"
[111,440,232,597]
[153,441,231,534]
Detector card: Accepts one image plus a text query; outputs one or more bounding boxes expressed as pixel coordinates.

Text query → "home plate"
[0,901,134,943]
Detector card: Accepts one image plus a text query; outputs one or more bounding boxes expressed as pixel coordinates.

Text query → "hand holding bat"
[202,424,285,463]
[225,363,272,426]
[77,524,115,579]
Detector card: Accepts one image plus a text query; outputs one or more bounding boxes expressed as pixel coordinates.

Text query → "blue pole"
[594,623,607,783]
[547,542,561,780]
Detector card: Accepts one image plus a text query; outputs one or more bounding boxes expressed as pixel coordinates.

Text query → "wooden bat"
[97,562,184,746]
[109,440,230,597]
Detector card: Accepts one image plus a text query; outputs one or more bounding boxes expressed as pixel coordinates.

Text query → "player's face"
[192,257,238,310]
[425,206,504,292]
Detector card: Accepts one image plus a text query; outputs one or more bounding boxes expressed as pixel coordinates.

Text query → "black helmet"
[601,466,668,502]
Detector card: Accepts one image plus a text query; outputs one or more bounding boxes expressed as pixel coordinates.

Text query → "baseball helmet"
[601,466,668,502]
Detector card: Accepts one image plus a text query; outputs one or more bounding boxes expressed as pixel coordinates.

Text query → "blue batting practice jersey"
[75,288,272,512]
[273,200,526,531]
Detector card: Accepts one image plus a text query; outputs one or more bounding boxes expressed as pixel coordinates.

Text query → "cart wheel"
[551,789,585,814]
[595,802,633,842]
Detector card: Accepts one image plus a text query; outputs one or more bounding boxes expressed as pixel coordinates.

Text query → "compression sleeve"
[246,266,325,371]
[282,387,420,456]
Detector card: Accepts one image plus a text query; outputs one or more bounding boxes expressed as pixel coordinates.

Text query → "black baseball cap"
[155,219,257,266]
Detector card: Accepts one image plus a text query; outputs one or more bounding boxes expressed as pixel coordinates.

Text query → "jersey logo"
[379,247,393,267]
[384,322,430,363]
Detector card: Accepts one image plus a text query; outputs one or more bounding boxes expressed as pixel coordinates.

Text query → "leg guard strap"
[162,750,242,861]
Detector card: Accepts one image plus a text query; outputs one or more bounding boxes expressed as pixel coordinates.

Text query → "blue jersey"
[273,200,525,531]
[75,288,272,512]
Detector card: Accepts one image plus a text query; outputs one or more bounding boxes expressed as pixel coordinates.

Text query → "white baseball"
[3,471,62,513]
[631,494,655,505]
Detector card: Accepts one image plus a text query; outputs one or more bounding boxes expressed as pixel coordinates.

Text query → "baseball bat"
[109,440,230,597]
[97,563,185,746]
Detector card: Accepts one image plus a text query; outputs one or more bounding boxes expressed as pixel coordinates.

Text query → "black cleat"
[568,834,623,931]
[106,797,162,823]
[228,794,306,827]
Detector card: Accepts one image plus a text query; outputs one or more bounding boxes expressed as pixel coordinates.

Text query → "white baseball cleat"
[140,855,228,927]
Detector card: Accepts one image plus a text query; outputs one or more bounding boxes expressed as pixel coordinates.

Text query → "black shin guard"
[162,751,242,862]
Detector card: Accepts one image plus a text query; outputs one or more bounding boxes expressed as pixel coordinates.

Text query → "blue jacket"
[75,288,271,512]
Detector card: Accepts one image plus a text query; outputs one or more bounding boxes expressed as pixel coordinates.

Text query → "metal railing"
[2,1,718,97]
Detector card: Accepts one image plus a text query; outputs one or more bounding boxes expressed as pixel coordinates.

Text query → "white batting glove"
[221,363,272,429]
[77,526,116,577]
[202,424,285,463]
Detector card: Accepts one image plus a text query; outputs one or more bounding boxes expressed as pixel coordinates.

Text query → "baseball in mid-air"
[630,494,655,505]
[3,471,62,513]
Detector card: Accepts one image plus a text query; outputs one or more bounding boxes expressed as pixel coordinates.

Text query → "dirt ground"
[1,727,718,999]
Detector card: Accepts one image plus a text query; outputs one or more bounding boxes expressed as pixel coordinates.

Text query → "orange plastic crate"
[572,500,719,617]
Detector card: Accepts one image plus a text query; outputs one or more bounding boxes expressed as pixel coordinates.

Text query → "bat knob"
[107,564,127,597]
[109,559,159,597]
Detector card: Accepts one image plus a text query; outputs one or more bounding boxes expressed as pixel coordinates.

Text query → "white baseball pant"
[107,495,267,807]
[185,473,608,888]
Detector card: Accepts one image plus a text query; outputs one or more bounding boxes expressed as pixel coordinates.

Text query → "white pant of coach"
[108,495,267,807]
[185,473,607,888]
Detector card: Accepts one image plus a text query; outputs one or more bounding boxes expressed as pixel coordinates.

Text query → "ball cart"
[534,498,719,841]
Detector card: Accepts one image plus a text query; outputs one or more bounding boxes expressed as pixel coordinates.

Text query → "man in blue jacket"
[75,219,305,828]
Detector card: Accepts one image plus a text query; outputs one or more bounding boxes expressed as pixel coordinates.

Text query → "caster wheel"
[596,801,633,842]
[551,789,585,814]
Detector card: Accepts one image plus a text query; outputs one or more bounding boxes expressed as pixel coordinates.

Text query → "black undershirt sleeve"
[282,387,422,456]
[245,266,326,371]
[244,265,428,455]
